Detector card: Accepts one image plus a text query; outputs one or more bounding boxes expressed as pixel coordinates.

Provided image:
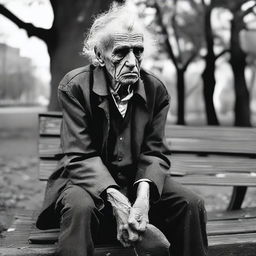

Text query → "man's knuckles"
[128,220,139,231]
[128,231,139,242]
[138,222,147,232]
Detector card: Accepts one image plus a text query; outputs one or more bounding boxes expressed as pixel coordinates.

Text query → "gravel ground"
[0,155,46,232]
[0,118,46,233]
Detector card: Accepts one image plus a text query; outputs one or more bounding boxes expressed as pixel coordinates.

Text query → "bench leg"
[227,186,247,210]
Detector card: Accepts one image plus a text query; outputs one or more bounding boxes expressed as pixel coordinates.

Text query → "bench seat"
[1,208,256,256]
[2,112,256,256]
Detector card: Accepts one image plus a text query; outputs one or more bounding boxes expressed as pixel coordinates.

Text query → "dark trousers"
[55,176,208,256]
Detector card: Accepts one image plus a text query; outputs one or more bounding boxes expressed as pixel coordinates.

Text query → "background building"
[0,43,49,106]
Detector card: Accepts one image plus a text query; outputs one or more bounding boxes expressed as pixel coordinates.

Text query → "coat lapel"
[131,79,150,159]
[91,66,150,160]
[97,98,110,153]
[91,67,110,154]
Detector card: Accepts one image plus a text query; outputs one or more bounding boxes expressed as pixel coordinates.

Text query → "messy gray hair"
[82,3,155,65]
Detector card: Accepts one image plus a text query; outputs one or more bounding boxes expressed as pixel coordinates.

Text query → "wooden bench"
[1,111,256,256]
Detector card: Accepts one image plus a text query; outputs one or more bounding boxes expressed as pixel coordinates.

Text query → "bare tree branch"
[183,51,197,71]
[0,3,51,43]
[248,66,256,93]
[245,27,256,31]
[241,3,256,18]
[201,0,206,8]
[230,0,248,13]
[171,1,183,65]
[215,49,229,60]
[153,1,178,68]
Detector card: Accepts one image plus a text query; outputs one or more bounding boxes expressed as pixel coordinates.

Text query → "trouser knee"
[184,194,207,219]
[58,185,96,220]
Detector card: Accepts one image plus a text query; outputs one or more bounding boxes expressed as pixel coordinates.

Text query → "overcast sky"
[0,0,53,83]
[1,0,256,86]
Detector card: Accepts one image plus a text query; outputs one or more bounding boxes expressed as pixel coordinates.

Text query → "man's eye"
[133,47,144,57]
[114,49,129,58]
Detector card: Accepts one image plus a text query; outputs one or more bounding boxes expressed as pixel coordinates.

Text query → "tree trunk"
[230,18,251,127]
[177,68,186,125]
[0,0,119,110]
[202,5,219,125]
[47,0,114,110]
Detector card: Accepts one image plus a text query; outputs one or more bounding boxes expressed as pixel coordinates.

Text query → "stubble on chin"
[118,78,138,86]
[117,73,139,86]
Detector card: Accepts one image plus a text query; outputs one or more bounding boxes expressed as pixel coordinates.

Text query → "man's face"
[99,31,144,87]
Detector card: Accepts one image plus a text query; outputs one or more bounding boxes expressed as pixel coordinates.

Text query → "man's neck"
[103,67,136,100]
[103,67,117,90]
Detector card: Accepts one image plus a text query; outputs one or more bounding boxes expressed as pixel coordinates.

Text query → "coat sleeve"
[58,83,118,210]
[135,84,171,203]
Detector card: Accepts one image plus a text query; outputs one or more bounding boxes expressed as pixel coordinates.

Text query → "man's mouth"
[121,72,139,77]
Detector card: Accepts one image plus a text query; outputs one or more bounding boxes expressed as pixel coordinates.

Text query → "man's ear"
[94,46,105,67]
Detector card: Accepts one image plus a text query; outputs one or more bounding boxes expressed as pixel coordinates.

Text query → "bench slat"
[208,208,256,221]
[28,217,256,242]
[0,246,136,256]
[171,154,256,174]
[174,174,256,186]
[39,135,256,156]
[3,209,256,255]
[39,171,256,186]
[39,155,256,175]
[208,232,256,245]
[165,125,256,155]
[28,214,256,241]
[39,116,62,135]
[39,114,256,155]
[39,155,256,173]
[39,137,61,156]
[207,218,256,235]
[165,125,256,141]
[166,137,256,155]
[39,155,256,187]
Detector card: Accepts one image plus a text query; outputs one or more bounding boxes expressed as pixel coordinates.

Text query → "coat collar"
[135,78,147,106]
[92,66,147,106]
[92,66,109,96]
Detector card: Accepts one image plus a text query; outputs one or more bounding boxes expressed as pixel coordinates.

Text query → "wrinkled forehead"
[112,32,144,48]
[101,24,144,51]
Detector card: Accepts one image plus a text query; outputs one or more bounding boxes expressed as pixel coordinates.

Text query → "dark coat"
[36,65,171,229]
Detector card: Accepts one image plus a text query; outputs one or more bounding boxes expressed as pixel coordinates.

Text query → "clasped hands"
[106,182,150,247]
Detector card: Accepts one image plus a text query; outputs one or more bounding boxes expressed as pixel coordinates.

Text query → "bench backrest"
[38,112,256,186]
[165,125,256,155]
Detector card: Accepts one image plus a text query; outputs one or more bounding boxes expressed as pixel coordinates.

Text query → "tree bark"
[230,17,251,126]
[47,0,114,110]
[0,0,115,111]
[177,68,186,125]
[202,4,219,125]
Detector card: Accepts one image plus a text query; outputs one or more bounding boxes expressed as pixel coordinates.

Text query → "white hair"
[82,3,155,65]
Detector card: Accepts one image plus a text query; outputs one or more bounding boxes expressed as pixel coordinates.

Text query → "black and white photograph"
[1,1,256,255]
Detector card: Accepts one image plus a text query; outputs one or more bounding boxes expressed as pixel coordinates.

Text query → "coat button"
[118,156,123,161]
[117,172,126,184]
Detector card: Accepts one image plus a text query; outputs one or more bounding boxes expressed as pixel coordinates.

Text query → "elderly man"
[36,4,208,256]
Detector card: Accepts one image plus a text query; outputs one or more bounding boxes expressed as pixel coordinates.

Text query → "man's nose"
[125,51,136,68]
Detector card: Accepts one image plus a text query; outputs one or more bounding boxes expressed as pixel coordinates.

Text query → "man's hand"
[106,188,139,247]
[128,182,150,234]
